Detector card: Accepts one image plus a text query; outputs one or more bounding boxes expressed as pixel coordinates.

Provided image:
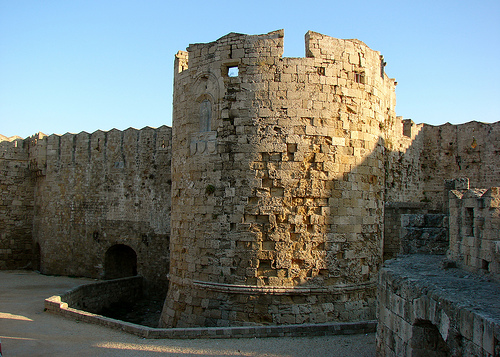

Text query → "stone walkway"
[0,271,376,356]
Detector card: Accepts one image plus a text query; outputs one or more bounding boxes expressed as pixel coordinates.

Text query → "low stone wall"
[376,255,500,356]
[47,276,143,314]
[45,292,375,339]
[45,275,376,338]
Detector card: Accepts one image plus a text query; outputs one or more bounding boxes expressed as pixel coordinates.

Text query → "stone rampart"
[54,275,143,314]
[0,136,34,269]
[31,126,172,295]
[383,202,429,260]
[1,29,500,334]
[399,213,448,255]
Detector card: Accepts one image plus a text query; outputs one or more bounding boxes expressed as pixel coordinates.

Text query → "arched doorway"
[411,319,450,357]
[104,244,137,279]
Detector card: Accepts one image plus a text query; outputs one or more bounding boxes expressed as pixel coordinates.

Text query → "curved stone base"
[161,278,377,328]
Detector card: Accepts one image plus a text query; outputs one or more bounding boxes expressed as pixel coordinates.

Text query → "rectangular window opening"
[354,72,365,84]
[482,259,490,271]
[228,66,239,77]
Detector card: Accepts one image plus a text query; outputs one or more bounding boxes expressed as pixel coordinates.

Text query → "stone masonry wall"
[163,30,398,327]
[31,126,172,295]
[377,255,500,357]
[384,119,425,205]
[383,202,429,260]
[448,186,500,282]
[399,214,448,255]
[0,136,35,269]
[60,276,143,314]
[420,121,500,211]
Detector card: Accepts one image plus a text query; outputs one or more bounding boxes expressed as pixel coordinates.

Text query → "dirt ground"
[0,270,376,356]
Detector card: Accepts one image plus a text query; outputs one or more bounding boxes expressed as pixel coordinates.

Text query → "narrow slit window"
[228,66,239,77]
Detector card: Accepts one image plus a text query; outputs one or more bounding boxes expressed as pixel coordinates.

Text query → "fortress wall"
[384,118,425,203]
[32,126,172,294]
[0,137,34,269]
[163,30,399,327]
[420,121,500,210]
[382,118,428,260]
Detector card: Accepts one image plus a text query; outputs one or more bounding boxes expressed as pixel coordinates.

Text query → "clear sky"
[1,0,499,138]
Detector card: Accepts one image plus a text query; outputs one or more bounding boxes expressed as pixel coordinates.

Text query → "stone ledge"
[192,279,377,295]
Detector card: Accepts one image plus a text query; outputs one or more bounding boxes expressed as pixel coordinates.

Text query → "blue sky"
[1,0,499,138]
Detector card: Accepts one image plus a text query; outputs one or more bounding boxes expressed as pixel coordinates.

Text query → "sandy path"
[0,271,375,356]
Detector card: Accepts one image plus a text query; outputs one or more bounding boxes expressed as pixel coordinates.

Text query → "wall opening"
[104,244,137,279]
[354,72,365,84]
[228,66,239,77]
[411,319,450,357]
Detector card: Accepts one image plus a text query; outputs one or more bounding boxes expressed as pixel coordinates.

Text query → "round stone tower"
[161,30,397,327]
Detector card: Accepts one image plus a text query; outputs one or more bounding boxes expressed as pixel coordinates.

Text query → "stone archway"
[411,319,450,357]
[104,244,137,279]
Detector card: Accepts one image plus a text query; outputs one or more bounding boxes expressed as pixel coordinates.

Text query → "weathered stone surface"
[376,255,500,357]
[447,186,500,282]
[0,30,499,330]
[1,128,172,296]
[162,30,396,327]
[0,136,34,269]
[399,214,448,255]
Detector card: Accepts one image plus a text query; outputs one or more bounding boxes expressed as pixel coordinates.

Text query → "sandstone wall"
[382,120,500,259]
[384,119,425,204]
[383,202,429,260]
[32,126,172,294]
[163,30,398,327]
[420,121,500,210]
[0,136,34,269]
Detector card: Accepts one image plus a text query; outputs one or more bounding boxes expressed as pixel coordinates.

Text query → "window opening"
[228,66,239,77]
[354,72,365,84]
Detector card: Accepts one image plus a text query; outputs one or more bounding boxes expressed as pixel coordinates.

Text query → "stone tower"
[161,30,397,327]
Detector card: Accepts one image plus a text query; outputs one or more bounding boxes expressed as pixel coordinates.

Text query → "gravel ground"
[0,270,376,356]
